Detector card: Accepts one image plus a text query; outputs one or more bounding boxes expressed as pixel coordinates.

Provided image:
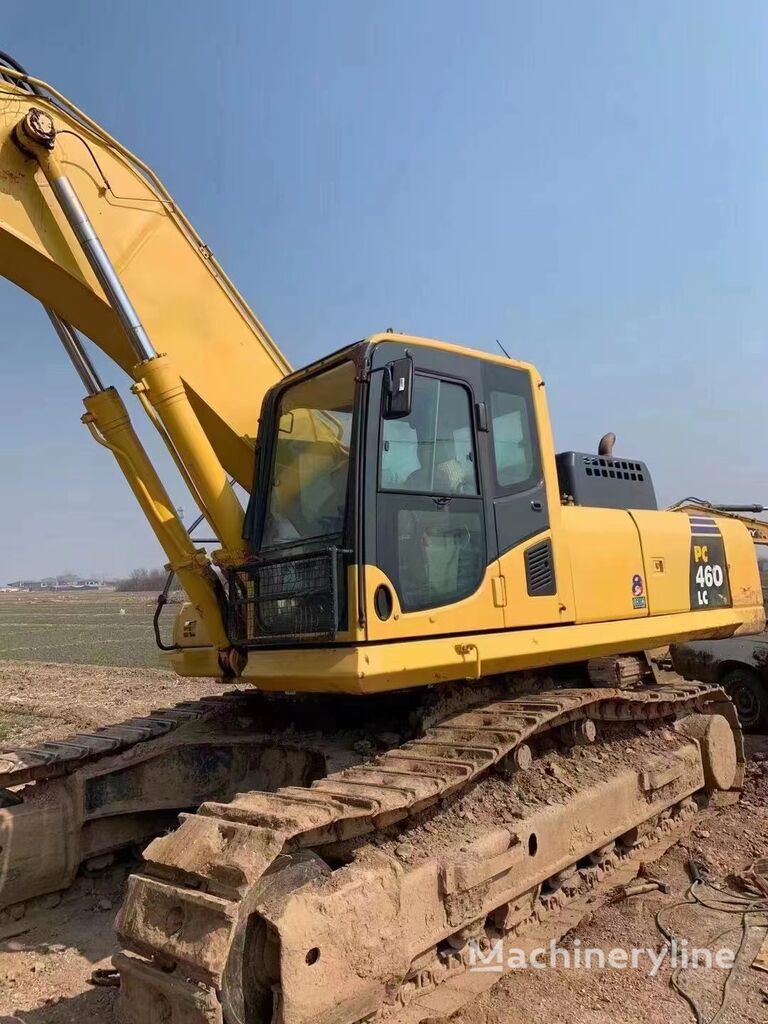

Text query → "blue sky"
[2,1,767,581]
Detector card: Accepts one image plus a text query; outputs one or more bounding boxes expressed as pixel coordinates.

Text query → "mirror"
[384,356,414,419]
[278,411,295,434]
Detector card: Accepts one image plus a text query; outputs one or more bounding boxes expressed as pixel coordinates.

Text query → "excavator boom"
[0,63,289,488]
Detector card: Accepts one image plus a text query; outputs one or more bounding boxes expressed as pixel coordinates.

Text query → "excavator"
[0,52,765,1024]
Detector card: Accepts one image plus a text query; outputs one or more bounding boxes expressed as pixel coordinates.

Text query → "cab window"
[380,377,478,495]
[489,387,538,490]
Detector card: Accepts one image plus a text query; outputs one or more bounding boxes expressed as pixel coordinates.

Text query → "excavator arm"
[0,57,291,659]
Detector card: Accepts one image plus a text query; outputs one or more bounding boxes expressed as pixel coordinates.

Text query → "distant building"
[4,577,101,592]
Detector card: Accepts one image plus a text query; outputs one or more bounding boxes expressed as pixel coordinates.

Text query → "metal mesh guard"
[227,547,343,646]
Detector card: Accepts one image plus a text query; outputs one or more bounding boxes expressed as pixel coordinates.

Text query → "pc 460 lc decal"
[688,516,731,609]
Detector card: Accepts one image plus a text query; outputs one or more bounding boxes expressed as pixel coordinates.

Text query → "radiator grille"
[226,547,346,646]
[525,539,556,596]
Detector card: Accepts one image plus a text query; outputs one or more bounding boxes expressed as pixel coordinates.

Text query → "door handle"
[530,500,543,512]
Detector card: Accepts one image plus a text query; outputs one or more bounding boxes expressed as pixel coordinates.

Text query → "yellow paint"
[629,510,691,615]
[717,517,764,607]
[226,602,765,694]
[363,565,505,642]
[82,388,229,647]
[0,77,288,490]
[496,531,571,628]
[561,506,648,623]
[526,375,575,626]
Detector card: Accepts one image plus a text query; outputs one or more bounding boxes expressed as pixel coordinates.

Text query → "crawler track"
[0,691,363,913]
[115,681,743,1024]
[1,677,532,914]
[0,693,258,790]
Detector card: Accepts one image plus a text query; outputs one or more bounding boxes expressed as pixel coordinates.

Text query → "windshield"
[261,361,355,550]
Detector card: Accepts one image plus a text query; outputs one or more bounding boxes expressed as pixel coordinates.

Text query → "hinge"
[492,575,507,608]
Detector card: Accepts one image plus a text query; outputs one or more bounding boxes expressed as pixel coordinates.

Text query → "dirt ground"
[0,662,766,1024]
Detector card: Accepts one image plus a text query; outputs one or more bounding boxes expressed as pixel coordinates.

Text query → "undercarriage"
[0,669,743,1023]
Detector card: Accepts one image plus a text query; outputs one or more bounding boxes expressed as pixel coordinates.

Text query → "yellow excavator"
[0,53,765,1024]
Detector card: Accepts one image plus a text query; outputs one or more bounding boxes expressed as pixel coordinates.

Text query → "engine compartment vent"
[556,452,657,510]
[525,539,556,596]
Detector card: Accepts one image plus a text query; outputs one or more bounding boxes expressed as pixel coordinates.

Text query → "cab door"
[364,342,505,641]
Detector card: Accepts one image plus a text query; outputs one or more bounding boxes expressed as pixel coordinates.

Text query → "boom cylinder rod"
[48,176,156,363]
[713,504,767,514]
[45,309,104,395]
[13,109,153,363]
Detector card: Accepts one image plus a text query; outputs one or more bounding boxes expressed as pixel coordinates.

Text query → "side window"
[490,388,538,490]
[380,377,478,495]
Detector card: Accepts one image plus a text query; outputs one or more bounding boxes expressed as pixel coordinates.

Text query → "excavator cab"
[234,335,552,652]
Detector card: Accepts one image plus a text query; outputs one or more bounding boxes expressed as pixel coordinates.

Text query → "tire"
[721,667,768,732]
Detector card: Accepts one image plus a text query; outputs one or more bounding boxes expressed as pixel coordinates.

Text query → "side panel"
[363,564,505,643]
[237,604,763,693]
[497,532,568,628]
[629,510,693,615]
[561,505,649,624]
[496,368,574,629]
[717,517,763,611]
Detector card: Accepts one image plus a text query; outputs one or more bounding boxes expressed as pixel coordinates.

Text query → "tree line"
[115,568,169,592]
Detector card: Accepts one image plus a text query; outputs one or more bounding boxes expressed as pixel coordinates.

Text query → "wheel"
[721,667,768,732]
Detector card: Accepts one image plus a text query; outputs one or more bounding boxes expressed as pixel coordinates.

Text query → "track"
[113,681,743,1024]
[0,690,369,914]
[0,694,257,790]
[0,673,565,916]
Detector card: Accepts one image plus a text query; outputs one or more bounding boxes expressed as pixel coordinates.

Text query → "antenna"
[495,338,511,358]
